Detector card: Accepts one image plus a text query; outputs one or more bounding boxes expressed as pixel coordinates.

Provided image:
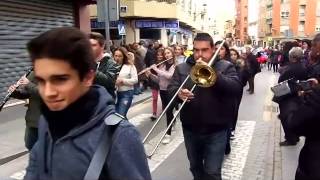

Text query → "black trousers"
[272,63,278,72]
[159,90,174,135]
[248,75,255,93]
[280,118,299,143]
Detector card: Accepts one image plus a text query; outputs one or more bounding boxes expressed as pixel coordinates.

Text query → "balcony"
[120,0,177,19]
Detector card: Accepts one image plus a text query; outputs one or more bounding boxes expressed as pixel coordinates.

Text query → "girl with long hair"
[145,48,165,121]
[113,47,138,118]
[150,47,176,144]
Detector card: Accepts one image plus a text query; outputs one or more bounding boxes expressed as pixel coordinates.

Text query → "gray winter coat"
[24,86,151,180]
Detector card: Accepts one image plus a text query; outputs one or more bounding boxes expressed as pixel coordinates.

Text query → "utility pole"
[103,0,111,53]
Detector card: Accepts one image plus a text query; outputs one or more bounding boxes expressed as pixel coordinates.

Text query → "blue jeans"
[134,83,142,95]
[115,90,134,118]
[183,128,228,180]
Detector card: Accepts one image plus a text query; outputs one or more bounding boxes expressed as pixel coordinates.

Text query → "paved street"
[0,69,304,180]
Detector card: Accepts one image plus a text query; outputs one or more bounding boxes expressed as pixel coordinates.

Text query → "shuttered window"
[0,0,75,98]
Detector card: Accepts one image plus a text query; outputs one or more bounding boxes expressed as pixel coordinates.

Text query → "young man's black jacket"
[167,56,242,134]
[95,56,120,98]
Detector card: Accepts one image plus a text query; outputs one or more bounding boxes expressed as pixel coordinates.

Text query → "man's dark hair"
[302,39,311,48]
[193,33,214,47]
[215,40,230,60]
[89,32,105,47]
[27,27,95,80]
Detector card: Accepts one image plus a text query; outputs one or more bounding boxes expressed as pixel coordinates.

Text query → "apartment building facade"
[0,0,95,98]
[235,0,249,46]
[259,0,320,47]
[90,0,209,47]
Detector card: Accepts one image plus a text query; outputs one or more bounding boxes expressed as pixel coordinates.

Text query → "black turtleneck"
[42,88,99,142]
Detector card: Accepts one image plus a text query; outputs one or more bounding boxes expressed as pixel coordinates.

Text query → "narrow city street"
[0,69,304,180]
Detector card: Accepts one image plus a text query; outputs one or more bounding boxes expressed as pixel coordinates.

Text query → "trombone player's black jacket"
[168,56,242,134]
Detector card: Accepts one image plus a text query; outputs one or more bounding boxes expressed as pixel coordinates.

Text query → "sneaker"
[150,114,157,121]
[230,131,235,140]
[162,135,171,144]
[171,121,177,132]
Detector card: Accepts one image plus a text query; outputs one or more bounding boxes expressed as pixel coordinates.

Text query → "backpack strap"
[84,113,124,180]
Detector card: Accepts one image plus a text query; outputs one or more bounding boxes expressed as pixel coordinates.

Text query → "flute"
[0,67,33,111]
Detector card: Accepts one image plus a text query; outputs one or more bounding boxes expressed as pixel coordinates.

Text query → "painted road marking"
[263,74,278,122]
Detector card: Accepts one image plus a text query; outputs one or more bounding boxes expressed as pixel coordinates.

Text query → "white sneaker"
[162,135,171,144]
[171,123,176,132]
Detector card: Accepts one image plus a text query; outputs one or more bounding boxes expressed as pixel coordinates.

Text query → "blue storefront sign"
[135,20,179,29]
[91,18,125,29]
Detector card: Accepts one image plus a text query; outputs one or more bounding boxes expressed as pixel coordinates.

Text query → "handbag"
[271,79,292,98]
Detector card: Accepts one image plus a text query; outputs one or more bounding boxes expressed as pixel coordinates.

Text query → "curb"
[131,93,152,107]
[0,94,152,166]
[2,100,26,110]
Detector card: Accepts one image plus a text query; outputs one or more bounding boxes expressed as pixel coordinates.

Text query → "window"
[281,11,289,18]
[299,21,305,31]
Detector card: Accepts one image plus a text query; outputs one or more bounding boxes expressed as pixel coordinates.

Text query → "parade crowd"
[5,27,320,180]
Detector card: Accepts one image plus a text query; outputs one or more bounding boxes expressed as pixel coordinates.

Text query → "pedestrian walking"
[150,47,176,144]
[113,47,138,118]
[24,27,151,180]
[89,32,120,99]
[145,48,164,121]
[276,47,308,146]
[245,45,260,94]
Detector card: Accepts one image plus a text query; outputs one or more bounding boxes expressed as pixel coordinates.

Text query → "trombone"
[143,40,226,158]
[137,58,173,76]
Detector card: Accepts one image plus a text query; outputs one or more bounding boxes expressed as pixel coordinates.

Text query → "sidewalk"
[0,89,152,166]
[270,103,303,180]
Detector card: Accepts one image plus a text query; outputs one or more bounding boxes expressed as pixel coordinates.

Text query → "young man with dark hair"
[89,32,120,98]
[24,27,151,180]
[168,33,241,180]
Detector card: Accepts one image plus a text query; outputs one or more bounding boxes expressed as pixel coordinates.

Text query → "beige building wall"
[120,0,176,19]
[89,0,211,45]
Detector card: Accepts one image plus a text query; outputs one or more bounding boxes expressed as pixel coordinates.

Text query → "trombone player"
[168,33,242,180]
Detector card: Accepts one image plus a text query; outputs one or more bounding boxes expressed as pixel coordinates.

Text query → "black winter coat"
[276,62,308,121]
[286,86,320,180]
[95,56,120,98]
[307,61,320,79]
[168,56,242,134]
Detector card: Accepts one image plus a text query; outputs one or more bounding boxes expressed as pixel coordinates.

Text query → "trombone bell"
[190,64,217,87]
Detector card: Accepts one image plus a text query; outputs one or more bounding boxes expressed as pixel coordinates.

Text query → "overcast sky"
[206,0,236,18]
